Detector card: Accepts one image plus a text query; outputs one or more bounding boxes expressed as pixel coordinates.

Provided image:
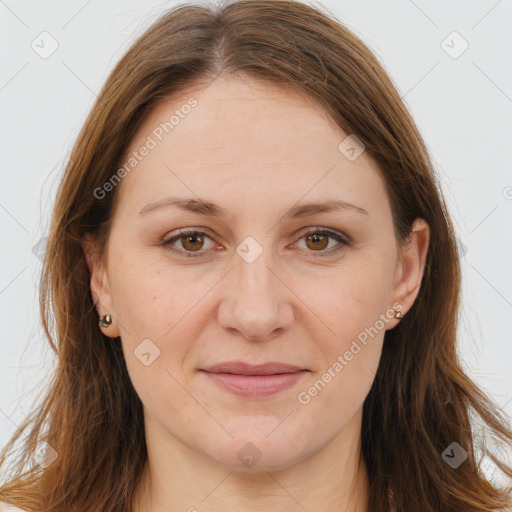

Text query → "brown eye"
[294,228,350,257]
[162,227,349,259]
[305,233,329,251]
[162,229,216,257]
[180,233,205,252]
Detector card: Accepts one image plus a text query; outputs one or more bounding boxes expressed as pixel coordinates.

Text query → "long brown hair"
[1,1,511,510]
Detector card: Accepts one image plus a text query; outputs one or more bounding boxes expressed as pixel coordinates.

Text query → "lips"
[200,361,309,398]
[201,361,306,376]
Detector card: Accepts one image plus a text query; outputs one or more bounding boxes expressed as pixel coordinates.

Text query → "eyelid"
[161,226,351,258]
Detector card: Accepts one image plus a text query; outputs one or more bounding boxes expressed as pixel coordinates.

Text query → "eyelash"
[161,227,350,258]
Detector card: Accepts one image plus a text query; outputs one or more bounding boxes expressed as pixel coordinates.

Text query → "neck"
[133,408,369,512]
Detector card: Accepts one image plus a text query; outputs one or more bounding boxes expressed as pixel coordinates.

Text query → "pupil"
[184,234,202,250]
[308,234,327,250]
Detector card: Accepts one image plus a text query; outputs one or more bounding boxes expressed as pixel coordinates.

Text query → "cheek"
[295,257,392,411]
[110,251,200,341]
[304,256,394,344]
[296,310,385,441]
[112,266,196,421]
[110,253,215,387]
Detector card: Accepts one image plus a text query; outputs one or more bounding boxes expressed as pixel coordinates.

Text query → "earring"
[99,314,112,328]
[394,310,403,320]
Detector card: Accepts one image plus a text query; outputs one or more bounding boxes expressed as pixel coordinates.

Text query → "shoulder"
[0,502,27,512]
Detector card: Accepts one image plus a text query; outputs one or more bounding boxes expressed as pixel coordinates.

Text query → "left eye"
[162,227,349,258]
[162,229,218,256]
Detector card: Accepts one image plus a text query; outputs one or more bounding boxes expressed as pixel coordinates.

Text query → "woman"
[0,0,511,510]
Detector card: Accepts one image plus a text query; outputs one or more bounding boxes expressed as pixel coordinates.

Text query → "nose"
[217,248,294,341]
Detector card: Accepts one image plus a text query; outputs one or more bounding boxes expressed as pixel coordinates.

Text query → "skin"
[83,75,429,512]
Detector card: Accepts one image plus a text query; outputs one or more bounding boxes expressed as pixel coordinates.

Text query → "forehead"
[114,75,388,221]
[137,75,343,157]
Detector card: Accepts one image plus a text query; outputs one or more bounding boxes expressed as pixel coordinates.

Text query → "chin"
[202,425,311,473]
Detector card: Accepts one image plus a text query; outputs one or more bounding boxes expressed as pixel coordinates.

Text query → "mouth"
[199,361,310,398]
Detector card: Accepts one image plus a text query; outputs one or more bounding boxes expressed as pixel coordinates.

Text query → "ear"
[387,218,430,329]
[81,234,121,338]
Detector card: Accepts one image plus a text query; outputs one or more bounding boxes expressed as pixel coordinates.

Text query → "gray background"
[0,0,511,478]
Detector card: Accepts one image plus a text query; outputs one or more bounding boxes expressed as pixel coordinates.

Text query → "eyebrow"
[138,196,369,219]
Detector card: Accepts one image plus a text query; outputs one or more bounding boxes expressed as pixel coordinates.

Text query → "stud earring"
[99,314,112,328]
[394,310,403,320]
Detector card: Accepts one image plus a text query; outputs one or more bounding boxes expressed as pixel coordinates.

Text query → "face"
[85,75,428,472]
